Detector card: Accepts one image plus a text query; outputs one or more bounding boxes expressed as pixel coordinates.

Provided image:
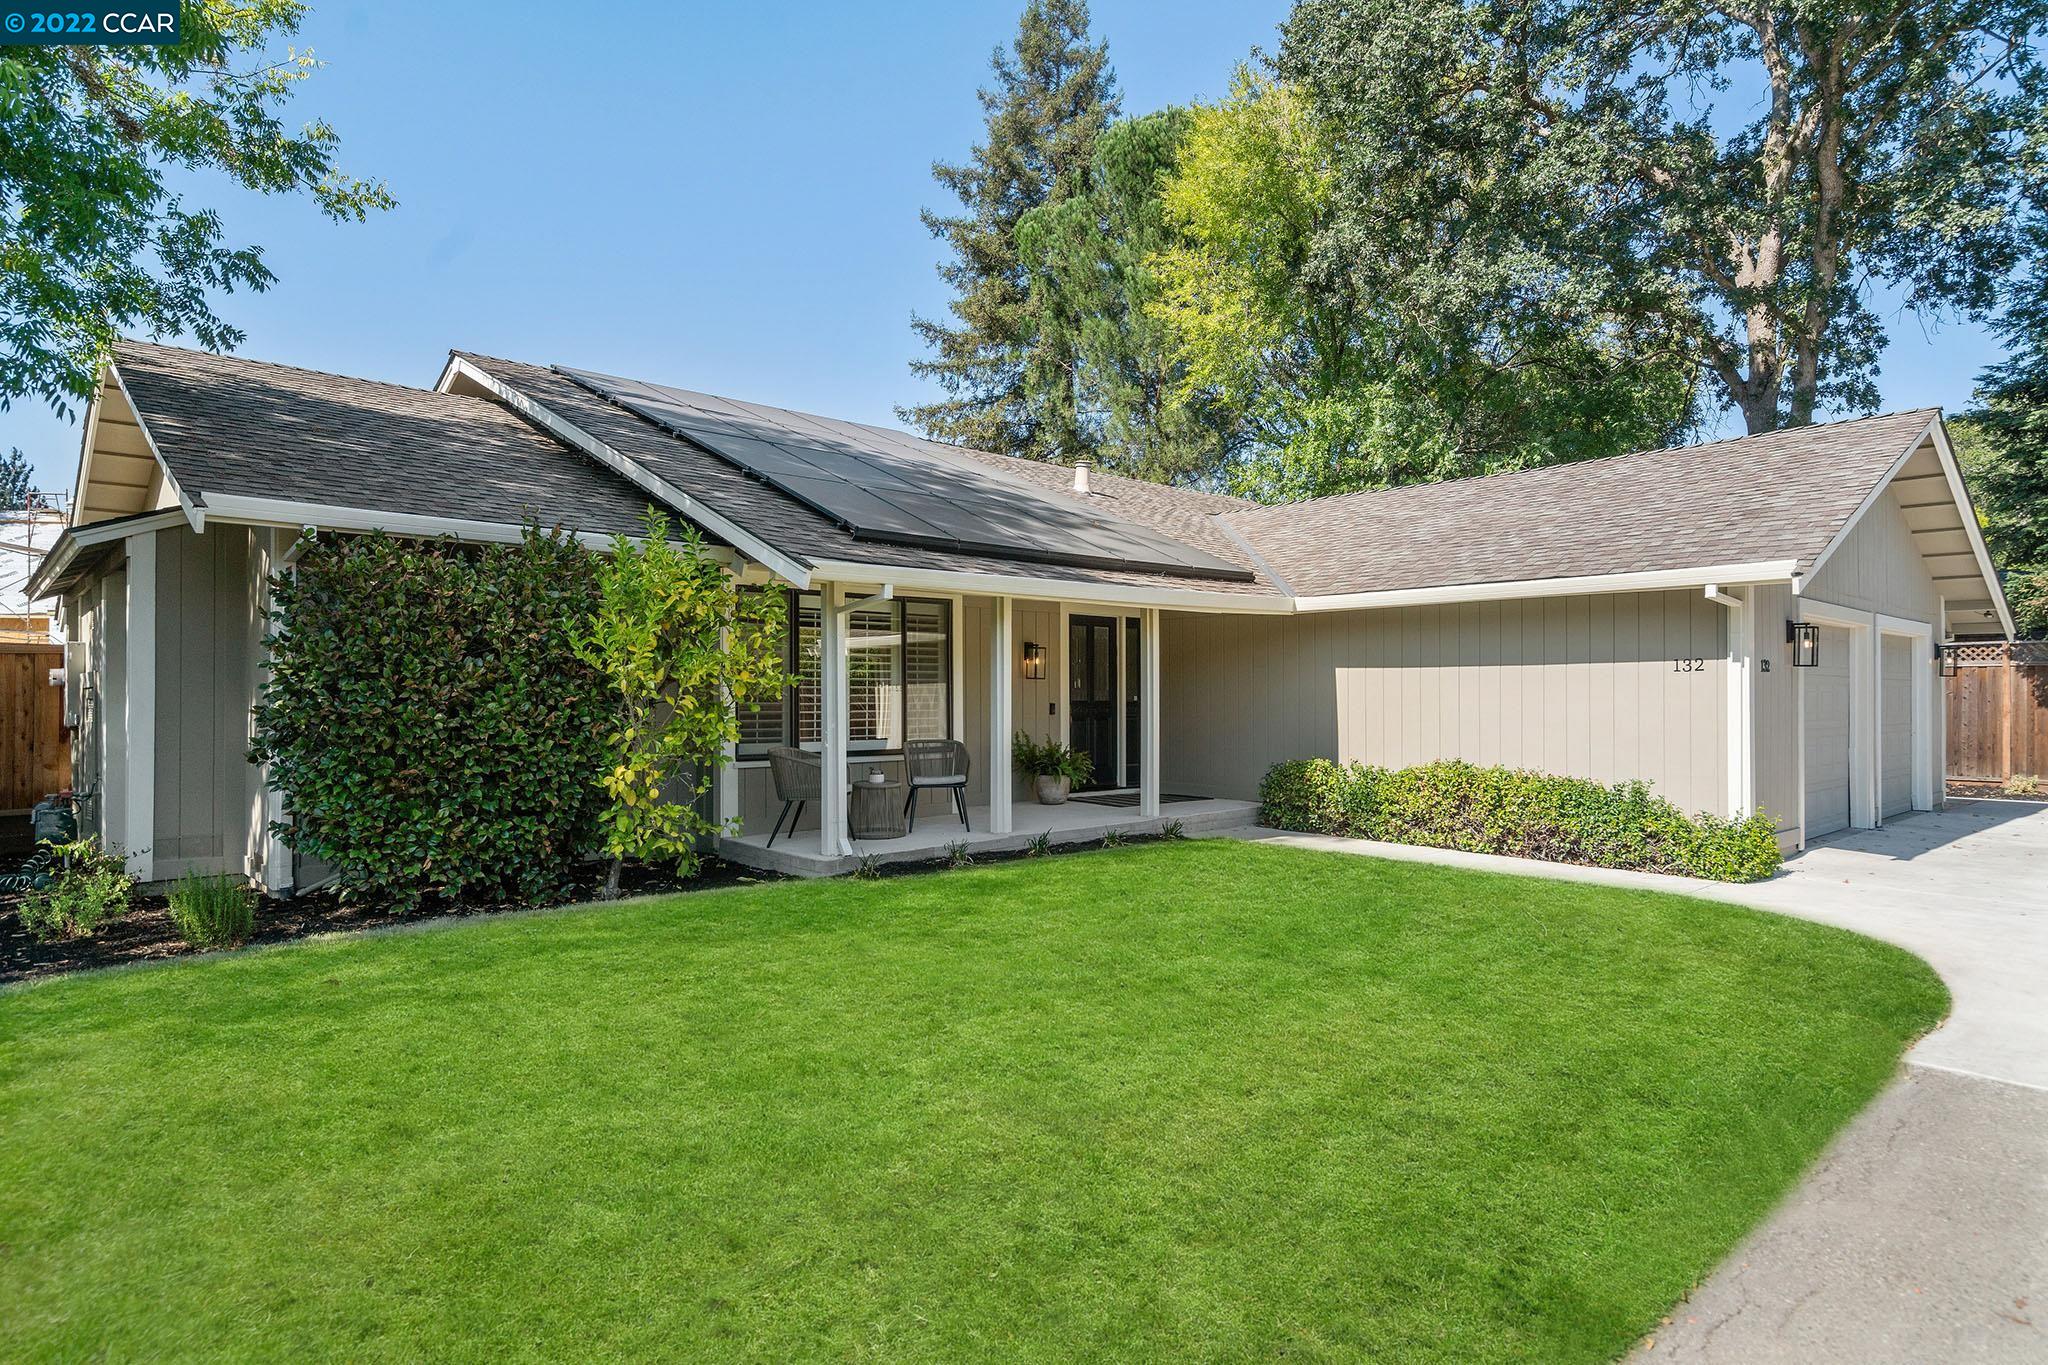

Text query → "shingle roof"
[454,353,1285,596]
[109,342,1950,607]
[1221,410,1941,598]
[112,341,664,540]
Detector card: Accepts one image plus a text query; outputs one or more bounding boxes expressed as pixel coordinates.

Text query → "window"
[737,591,951,756]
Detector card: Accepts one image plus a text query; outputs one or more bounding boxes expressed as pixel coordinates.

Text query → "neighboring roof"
[1222,410,1943,598]
[110,341,665,540]
[449,353,1283,597]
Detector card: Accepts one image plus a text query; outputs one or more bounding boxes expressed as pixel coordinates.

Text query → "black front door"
[1068,615,1117,791]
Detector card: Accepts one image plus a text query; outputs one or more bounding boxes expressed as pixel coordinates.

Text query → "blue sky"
[4,0,2010,492]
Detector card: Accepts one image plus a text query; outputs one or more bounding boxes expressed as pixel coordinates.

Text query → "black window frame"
[736,589,954,759]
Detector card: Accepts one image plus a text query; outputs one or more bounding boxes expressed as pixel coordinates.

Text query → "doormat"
[1069,791,1207,808]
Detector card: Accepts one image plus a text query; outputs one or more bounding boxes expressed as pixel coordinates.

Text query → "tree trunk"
[603,856,623,900]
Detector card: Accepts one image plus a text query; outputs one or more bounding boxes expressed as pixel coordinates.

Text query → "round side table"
[849,777,907,840]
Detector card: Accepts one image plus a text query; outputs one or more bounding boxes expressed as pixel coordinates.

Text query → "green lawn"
[0,841,1943,1362]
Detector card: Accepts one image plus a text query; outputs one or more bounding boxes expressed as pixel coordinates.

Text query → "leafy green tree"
[1280,0,2047,434]
[572,512,788,897]
[903,0,1118,460]
[0,448,32,509]
[1954,256,2048,635]
[1015,108,1238,483]
[1149,72,1694,501]
[0,1,392,417]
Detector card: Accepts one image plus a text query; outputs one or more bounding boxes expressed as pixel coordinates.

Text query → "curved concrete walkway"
[1222,801,2048,1363]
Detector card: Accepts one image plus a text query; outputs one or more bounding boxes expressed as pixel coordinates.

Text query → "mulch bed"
[0,856,778,987]
[1945,779,2048,803]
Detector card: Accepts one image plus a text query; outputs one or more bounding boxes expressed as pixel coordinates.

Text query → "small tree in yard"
[573,511,788,897]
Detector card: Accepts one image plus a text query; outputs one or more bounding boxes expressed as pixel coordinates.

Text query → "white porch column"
[1139,607,1161,818]
[715,625,741,835]
[989,596,1014,834]
[819,583,852,857]
[256,529,293,892]
[123,531,156,881]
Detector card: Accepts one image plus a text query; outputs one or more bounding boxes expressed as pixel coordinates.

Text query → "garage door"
[1881,634,1914,818]
[1803,624,1854,837]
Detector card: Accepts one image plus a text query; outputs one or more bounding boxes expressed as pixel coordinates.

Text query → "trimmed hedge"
[250,528,611,912]
[1258,758,1782,882]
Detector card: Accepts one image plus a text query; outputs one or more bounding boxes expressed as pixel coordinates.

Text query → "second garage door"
[1881,634,1914,818]
[1803,624,1854,838]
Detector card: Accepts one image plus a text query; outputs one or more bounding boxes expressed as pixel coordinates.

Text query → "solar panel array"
[555,366,1253,581]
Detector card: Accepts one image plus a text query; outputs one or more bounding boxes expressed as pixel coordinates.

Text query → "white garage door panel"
[1803,625,1853,838]
[1881,635,1914,818]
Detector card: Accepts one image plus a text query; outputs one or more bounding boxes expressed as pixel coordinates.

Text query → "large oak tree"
[1281,0,2047,433]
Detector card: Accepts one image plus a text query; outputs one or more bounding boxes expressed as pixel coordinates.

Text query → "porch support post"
[1139,607,1161,819]
[819,583,852,857]
[715,624,740,836]
[989,595,1014,834]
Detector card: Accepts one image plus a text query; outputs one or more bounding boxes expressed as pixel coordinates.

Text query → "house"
[28,341,2013,883]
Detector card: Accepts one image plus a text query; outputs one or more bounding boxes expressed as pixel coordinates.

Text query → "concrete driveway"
[1225,799,2048,1363]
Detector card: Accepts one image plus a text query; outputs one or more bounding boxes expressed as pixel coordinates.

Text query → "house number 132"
[1672,657,1706,672]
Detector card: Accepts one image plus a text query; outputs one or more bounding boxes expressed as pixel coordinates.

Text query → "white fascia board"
[803,558,1294,613]
[1925,418,2016,638]
[23,509,190,600]
[195,492,740,565]
[438,356,811,588]
[104,364,201,532]
[1293,561,1800,613]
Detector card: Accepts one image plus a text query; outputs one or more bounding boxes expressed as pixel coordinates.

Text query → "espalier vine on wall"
[250,527,611,912]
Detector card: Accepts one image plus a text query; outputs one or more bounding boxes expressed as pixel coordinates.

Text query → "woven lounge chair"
[903,738,970,834]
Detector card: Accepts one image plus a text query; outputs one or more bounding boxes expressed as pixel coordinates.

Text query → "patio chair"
[904,738,971,834]
[765,746,821,848]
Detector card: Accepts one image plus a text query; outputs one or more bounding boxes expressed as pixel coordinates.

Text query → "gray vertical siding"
[1802,485,1941,623]
[150,524,265,880]
[1746,582,1800,840]
[1161,590,1731,818]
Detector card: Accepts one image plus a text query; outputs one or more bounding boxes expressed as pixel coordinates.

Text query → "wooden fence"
[1946,640,2048,784]
[0,641,69,811]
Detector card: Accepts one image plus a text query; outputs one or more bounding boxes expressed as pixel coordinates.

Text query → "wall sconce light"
[1938,642,1959,678]
[1786,620,1819,668]
[1021,642,1046,680]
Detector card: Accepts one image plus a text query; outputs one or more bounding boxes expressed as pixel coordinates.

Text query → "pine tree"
[902,0,1118,461]
[1954,254,2048,636]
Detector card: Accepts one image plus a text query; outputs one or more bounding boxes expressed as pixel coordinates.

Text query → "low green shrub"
[2005,773,2041,797]
[168,872,256,948]
[1259,758,1782,882]
[18,838,135,941]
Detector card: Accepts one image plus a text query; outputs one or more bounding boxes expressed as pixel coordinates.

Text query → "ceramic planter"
[1034,774,1072,805]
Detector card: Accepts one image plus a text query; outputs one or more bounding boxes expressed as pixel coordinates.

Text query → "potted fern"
[1013,732,1093,804]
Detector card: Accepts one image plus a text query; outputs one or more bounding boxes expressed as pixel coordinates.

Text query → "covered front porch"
[713,583,1243,876]
[720,793,1258,877]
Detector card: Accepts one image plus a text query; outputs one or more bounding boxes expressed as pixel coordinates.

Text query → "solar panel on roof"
[554,366,1254,581]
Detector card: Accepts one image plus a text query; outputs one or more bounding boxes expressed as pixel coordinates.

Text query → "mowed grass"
[0,840,1944,1363]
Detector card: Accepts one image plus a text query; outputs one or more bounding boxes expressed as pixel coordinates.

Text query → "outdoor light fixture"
[1022,642,1047,680]
[1786,620,1819,668]
[1939,642,1959,678]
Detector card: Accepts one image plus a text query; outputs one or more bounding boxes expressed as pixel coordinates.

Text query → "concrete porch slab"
[720,796,1258,877]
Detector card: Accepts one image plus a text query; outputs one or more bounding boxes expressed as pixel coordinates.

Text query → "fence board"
[0,644,69,810]
[1946,642,2048,782]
